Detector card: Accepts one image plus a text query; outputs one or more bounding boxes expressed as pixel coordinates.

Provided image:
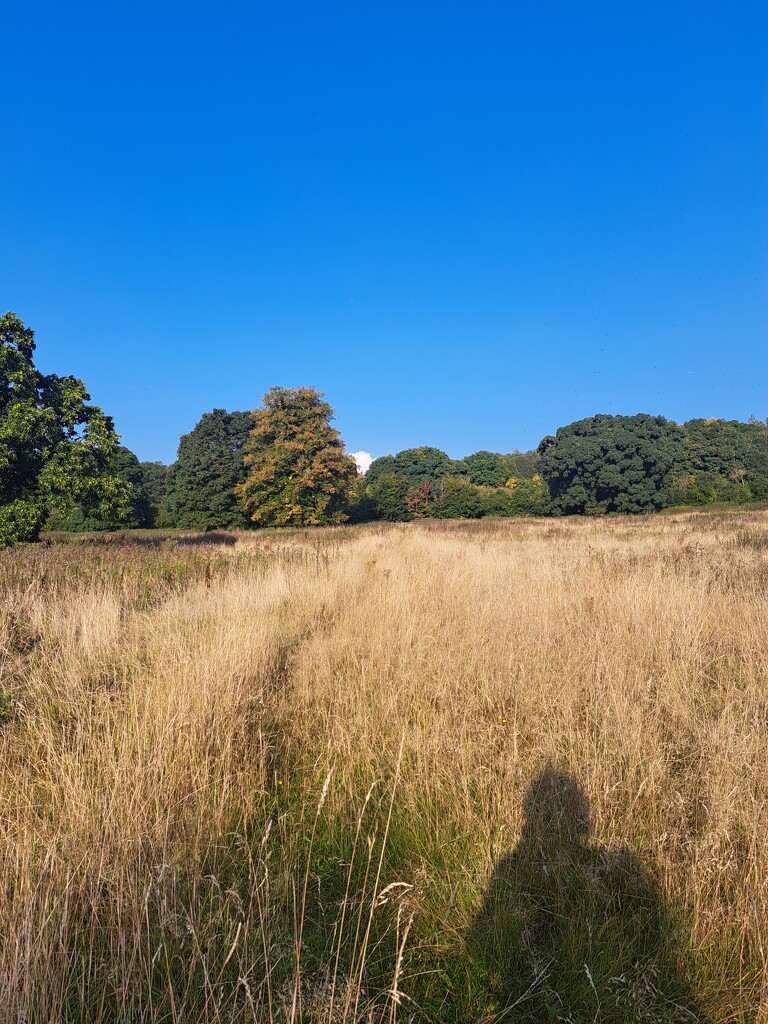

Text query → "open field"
[1,510,768,1022]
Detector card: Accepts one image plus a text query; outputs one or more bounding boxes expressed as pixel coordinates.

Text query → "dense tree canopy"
[454,449,538,487]
[369,473,410,521]
[480,476,550,517]
[677,418,768,502]
[139,461,172,526]
[165,409,253,530]
[455,450,511,487]
[4,312,766,539]
[245,412,767,523]
[237,387,358,527]
[47,445,152,531]
[363,445,547,521]
[366,447,539,493]
[535,413,768,514]
[363,454,396,488]
[0,312,128,545]
[366,447,454,489]
[537,414,688,514]
[432,476,483,519]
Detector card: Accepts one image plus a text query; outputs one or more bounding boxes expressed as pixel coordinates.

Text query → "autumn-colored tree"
[237,386,358,526]
[405,478,432,517]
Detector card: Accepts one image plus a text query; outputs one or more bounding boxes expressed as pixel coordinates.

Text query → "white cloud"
[350,450,373,475]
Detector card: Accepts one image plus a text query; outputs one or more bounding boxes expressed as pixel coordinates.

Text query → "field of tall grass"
[1,509,767,1022]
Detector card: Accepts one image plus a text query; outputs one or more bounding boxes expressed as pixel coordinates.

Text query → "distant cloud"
[350,450,373,475]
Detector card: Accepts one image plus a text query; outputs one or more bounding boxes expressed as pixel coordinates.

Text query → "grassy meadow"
[1,510,768,1022]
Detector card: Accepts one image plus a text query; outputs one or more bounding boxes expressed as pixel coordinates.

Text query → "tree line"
[2,313,767,545]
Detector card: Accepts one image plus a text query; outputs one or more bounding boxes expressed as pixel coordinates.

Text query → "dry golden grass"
[1,510,767,1021]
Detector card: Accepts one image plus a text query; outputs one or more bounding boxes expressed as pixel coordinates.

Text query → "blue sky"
[3,1,767,464]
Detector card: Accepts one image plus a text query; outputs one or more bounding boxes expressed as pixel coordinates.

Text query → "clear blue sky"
[3,1,767,464]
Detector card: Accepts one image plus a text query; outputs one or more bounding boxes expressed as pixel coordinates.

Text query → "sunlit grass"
[1,509,767,1021]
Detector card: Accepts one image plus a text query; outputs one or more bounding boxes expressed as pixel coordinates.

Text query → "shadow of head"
[521,764,590,846]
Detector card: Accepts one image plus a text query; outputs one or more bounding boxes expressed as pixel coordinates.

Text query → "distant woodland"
[2,312,767,544]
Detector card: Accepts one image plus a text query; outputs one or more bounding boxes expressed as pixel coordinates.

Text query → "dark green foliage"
[505,450,538,479]
[539,414,768,515]
[455,450,510,487]
[364,448,545,523]
[48,446,153,531]
[455,450,538,487]
[346,476,378,523]
[432,476,483,519]
[359,420,768,522]
[370,473,410,521]
[683,418,768,477]
[363,454,396,488]
[165,409,253,530]
[139,461,172,526]
[366,446,454,489]
[538,414,688,514]
[479,477,550,517]
[670,418,768,504]
[667,472,753,506]
[111,448,153,528]
[0,312,127,546]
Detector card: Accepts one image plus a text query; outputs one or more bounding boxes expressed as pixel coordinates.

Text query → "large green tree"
[165,409,253,530]
[0,312,128,545]
[370,473,411,521]
[676,418,768,501]
[454,449,538,487]
[480,476,550,517]
[363,454,397,487]
[47,445,152,531]
[454,450,509,487]
[366,446,455,489]
[237,386,358,527]
[538,414,687,514]
[431,476,483,519]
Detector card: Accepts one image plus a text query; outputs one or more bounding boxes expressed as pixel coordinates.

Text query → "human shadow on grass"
[468,766,711,1023]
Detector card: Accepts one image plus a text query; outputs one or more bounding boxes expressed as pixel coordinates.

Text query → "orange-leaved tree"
[237,386,359,526]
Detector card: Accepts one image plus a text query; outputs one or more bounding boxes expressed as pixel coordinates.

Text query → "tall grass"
[1,510,767,1021]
